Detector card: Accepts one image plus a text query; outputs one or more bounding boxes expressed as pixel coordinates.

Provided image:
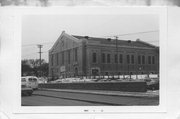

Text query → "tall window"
[92,52,97,63]
[148,56,151,64]
[142,55,145,64]
[131,55,134,64]
[51,54,54,66]
[62,52,64,65]
[56,53,59,65]
[152,56,155,64]
[114,54,118,63]
[68,50,70,64]
[107,54,111,63]
[119,54,123,63]
[127,55,130,64]
[101,53,105,63]
[75,48,78,62]
[138,55,141,64]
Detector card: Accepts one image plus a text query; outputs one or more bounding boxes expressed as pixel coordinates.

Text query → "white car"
[21,78,33,96]
[21,76,39,90]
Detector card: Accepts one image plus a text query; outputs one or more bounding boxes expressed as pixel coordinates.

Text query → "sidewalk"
[39,88,159,98]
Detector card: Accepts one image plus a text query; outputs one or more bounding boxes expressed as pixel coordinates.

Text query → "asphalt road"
[22,90,159,106]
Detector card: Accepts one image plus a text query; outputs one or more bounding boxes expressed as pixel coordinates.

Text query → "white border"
[1,7,167,114]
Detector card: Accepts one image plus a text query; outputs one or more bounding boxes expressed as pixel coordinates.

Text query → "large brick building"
[49,31,159,78]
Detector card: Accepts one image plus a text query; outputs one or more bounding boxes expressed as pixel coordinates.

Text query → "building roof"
[49,31,158,53]
[72,35,158,48]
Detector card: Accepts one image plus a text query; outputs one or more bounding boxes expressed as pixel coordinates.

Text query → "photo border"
[1,6,167,114]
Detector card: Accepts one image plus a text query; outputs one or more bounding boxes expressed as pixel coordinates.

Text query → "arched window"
[142,55,145,64]
[119,54,123,63]
[101,53,105,63]
[148,56,151,64]
[114,54,118,63]
[127,55,130,64]
[92,52,97,63]
[131,55,134,64]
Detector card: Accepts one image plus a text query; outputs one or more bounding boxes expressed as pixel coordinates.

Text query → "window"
[152,56,155,64]
[119,54,123,63]
[131,55,134,64]
[28,78,33,82]
[127,55,130,64]
[148,56,151,64]
[138,55,141,64]
[105,72,109,75]
[92,52,97,63]
[101,53,105,63]
[62,52,64,65]
[21,78,26,82]
[68,50,70,64]
[56,53,59,65]
[142,55,145,64]
[74,48,78,62]
[107,54,111,63]
[51,54,54,66]
[114,54,118,63]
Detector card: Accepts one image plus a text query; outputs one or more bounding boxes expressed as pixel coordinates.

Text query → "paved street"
[22,89,159,106]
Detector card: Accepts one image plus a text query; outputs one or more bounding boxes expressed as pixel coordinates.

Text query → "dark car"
[146,79,159,90]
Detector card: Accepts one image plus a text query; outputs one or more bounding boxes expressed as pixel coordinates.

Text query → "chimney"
[84,36,89,39]
[127,40,131,43]
[107,38,111,41]
[136,38,140,41]
[62,30,65,34]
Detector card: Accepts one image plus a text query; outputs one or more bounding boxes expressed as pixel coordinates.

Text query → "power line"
[103,30,159,38]
[22,30,158,47]
[22,52,37,57]
[22,42,54,47]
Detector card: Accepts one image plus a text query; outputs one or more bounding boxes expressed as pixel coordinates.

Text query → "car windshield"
[28,78,37,82]
[33,78,37,81]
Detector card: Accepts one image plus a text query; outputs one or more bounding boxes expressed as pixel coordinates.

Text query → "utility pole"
[37,44,43,67]
[37,44,43,77]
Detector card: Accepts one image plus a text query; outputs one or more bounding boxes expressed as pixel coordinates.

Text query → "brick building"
[49,31,159,78]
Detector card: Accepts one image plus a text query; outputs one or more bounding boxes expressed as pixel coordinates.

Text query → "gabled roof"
[49,31,158,53]
[49,31,82,52]
[73,35,158,48]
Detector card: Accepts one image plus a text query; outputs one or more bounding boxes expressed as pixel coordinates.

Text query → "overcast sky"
[22,14,159,62]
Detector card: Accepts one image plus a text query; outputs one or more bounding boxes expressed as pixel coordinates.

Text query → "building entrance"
[74,67,78,76]
[92,68,99,76]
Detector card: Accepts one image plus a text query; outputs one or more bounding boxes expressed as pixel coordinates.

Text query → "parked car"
[21,76,39,90]
[52,79,62,83]
[146,79,159,90]
[38,77,48,84]
[21,78,33,96]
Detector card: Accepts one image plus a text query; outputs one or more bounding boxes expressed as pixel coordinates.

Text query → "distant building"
[49,31,159,78]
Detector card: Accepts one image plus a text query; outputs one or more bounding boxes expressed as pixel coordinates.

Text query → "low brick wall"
[39,81,147,92]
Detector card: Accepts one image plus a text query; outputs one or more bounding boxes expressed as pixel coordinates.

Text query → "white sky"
[22,14,159,62]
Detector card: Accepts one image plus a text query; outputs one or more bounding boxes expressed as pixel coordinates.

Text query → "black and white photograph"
[5,6,180,119]
[21,14,160,106]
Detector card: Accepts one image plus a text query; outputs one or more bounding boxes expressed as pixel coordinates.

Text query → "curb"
[39,88,159,98]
